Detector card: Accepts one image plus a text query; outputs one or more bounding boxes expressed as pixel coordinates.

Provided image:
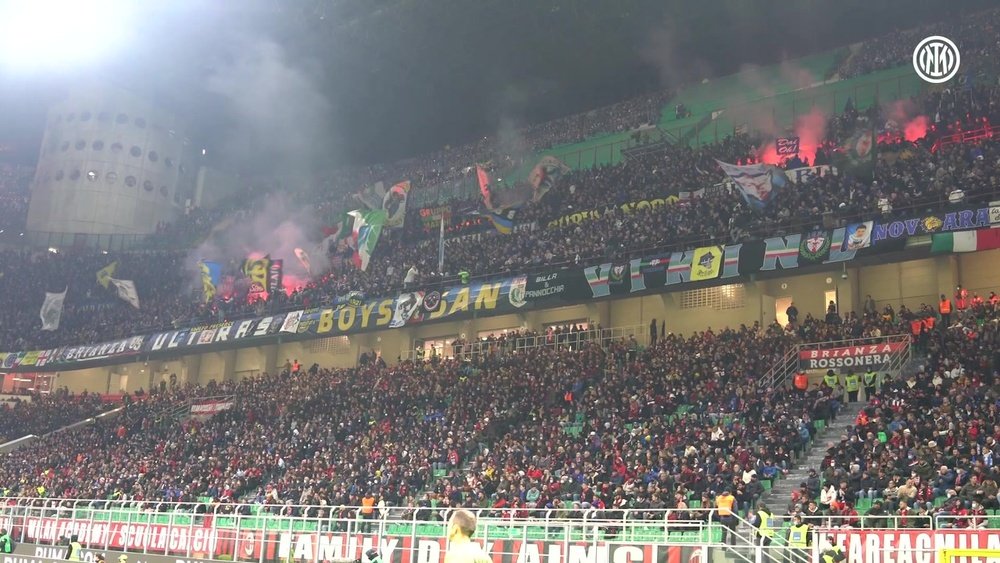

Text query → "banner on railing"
[798,341,907,370]
[823,529,1000,563]
[13,527,699,563]
[3,202,999,371]
[190,401,233,415]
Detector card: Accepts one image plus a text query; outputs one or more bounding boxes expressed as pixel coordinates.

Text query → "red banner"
[18,517,698,563]
[798,341,906,370]
[823,529,1000,563]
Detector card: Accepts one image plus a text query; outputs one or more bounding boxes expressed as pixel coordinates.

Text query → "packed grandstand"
[1,6,1000,563]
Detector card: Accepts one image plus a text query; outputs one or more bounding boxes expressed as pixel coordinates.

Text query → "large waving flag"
[834,125,876,179]
[477,165,493,210]
[716,160,788,210]
[474,207,518,235]
[528,156,570,201]
[242,256,272,293]
[199,260,222,303]
[382,181,410,228]
[109,278,140,309]
[96,261,118,289]
[348,209,387,271]
[40,288,68,331]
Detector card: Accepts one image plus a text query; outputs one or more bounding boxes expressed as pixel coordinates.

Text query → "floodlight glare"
[0,0,133,72]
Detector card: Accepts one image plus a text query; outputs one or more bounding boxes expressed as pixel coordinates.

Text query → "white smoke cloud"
[205,37,337,173]
[187,193,328,296]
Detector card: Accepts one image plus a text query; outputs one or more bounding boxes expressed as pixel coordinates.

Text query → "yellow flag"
[689,246,723,282]
[96,261,118,288]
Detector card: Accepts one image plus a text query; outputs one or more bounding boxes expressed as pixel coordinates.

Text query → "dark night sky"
[0,0,992,169]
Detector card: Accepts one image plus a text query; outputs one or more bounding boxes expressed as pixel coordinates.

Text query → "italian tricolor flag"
[930,227,1000,253]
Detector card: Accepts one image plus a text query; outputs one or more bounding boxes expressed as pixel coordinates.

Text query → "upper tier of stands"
[4,80,1000,351]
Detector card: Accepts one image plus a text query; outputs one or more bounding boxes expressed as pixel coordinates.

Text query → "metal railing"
[761,347,799,392]
[0,500,728,563]
[2,499,995,563]
[401,324,647,362]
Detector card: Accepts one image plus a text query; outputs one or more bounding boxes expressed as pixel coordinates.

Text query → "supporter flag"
[353,182,385,211]
[348,209,387,271]
[109,278,140,309]
[39,288,67,331]
[835,126,876,178]
[930,227,1000,253]
[716,160,788,210]
[294,248,312,275]
[268,260,284,295]
[474,207,518,234]
[737,240,766,275]
[382,181,410,228]
[776,136,800,156]
[842,221,873,251]
[477,165,493,210]
[528,156,570,201]
[798,230,833,264]
[199,260,222,303]
[242,256,272,293]
[96,261,117,289]
[689,246,724,281]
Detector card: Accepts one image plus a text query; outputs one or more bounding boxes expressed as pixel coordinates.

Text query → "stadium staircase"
[743,336,924,546]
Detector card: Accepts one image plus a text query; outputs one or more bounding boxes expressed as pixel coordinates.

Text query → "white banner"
[39,288,67,331]
[109,278,140,309]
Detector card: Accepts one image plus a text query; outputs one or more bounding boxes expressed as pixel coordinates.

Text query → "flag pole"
[437,214,445,275]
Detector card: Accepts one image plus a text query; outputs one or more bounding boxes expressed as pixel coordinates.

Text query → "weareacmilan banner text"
[822,529,1000,563]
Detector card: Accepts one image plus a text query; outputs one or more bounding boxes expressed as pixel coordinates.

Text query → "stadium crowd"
[0,390,116,444]
[0,312,910,514]
[812,300,1000,529]
[0,162,32,233]
[837,8,1000,80]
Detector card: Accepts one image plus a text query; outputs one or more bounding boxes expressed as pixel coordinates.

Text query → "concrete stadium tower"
[26,84,194,245]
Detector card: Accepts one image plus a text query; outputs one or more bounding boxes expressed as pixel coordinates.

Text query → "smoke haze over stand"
[204,36,339,175]
[186,194,327,299]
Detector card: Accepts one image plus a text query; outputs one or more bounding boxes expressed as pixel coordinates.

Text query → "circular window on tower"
[148,151,158,162]
[55,170,64,181]
[116,113,129,124]
[80,111,92,122]
[125,175,136,187]
[106,171,118,184]
[75,139,86,150]
[164,157,174,168]
[111,142,123,154]
[98,112,111,123]
[69,169,81,181]
[130,146,142,158]
[143,180,154,192]
[135,117,147,129]
[92,140,104,151]
[86,170,98,182]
